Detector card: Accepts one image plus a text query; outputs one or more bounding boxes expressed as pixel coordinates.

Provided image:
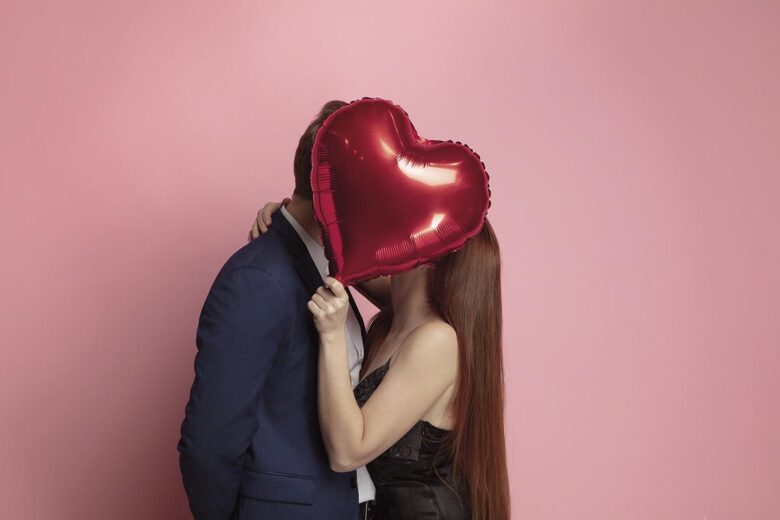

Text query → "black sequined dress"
[354,359,472,519]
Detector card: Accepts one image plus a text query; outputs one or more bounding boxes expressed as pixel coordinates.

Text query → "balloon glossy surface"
[311,97,491,285]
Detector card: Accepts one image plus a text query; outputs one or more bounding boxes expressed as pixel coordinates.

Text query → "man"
[177,100,388,519]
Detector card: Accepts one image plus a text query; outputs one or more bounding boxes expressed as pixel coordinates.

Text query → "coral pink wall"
[1,1,778,518]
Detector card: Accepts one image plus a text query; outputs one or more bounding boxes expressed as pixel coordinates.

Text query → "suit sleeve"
[177,265,291,520]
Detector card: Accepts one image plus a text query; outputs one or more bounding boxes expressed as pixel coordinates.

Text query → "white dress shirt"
[280,205,376,503]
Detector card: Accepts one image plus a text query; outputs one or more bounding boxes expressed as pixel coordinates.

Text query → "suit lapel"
[345,287,367,342]
[271,207,368,342]
[270,208,325,296]
[293,254,325,296]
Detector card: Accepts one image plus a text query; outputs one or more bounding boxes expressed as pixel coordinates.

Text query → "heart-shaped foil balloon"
[311,97,491,285]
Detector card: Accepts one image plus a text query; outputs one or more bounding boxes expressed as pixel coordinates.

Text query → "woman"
[251,202,510,520]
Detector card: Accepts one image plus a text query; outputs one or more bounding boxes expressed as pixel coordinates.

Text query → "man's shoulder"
[219,232,293,280]
[199,233,298,320]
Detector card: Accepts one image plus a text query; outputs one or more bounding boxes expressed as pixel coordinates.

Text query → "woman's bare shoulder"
[393,319,458,370]
[410,319,457,344]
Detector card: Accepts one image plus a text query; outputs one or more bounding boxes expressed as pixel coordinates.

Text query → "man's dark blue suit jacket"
[178,208,367,520]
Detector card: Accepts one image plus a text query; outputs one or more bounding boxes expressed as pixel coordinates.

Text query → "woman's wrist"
[319,328,347,347]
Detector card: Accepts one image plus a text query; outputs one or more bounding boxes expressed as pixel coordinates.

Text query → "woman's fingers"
[307,300,323,317]
[316,285,334,299]
[252,198,292,240]
[255,208,268,233]
[261,197,290,226]
[316,285,346,310]
[311,292,329,310]
[309,280,349,336]
[323,277,347,299]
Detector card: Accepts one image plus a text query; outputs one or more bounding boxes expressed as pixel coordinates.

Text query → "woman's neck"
[389,266,436,334]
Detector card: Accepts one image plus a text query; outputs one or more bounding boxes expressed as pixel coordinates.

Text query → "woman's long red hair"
[363,218,510,520]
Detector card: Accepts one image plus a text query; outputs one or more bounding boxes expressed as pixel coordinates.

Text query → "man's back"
[178,210,359,520]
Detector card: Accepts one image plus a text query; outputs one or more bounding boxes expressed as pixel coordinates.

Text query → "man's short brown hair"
[293,100,347,198]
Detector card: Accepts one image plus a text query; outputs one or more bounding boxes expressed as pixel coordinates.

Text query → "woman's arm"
[251,200,391,309]
[309,278,457,472]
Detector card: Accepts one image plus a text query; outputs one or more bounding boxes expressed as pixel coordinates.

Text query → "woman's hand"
[248,197,291,241]
[307,277,349,339]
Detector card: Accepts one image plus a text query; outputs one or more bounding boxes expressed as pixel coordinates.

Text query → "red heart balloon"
[311,97,491,285]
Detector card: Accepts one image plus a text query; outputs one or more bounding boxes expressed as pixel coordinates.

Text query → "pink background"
[1,1,778,518]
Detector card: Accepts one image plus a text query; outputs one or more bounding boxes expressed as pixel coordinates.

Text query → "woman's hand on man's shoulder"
[248,198,291,241]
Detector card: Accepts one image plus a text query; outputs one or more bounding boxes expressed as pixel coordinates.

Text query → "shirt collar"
[280,205,329,281]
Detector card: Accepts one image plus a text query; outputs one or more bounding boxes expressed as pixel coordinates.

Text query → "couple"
[177,100,510,520]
